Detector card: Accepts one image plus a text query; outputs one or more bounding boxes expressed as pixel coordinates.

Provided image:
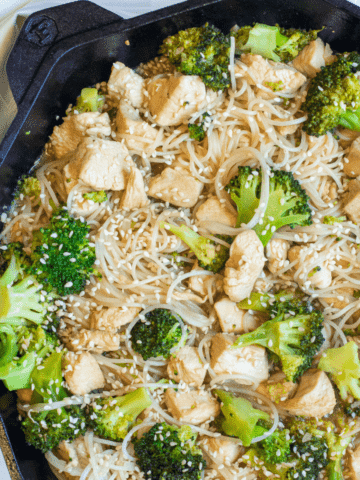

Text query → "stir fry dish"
[2,21,360,480]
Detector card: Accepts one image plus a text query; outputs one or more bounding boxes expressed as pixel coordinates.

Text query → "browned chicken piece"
[235,54,306,99]
[347,443,360,480]
[107,62,145,108]
[64,352,105,395]
[64,137,134,192]
[147,75,207,126]
[49,112,111,161]
[210,333,269,383]
[288,245,332,289]
[90,306,141,331]
[282,369,336,417]
[120,166,149,210]
[200,437,244,465]
[266,238,290,274]
[344,137,360,177]
[214,297,262,334]
[223,230,266,302]
[116,99,158,151]
[65,329,121,354]
[164,388,220,425]
[167,346,207,386]
[195,196,237,227]
[292,38,334,77]
[148,167,204,207]
[188,260,223,298]
[343,179,360,223]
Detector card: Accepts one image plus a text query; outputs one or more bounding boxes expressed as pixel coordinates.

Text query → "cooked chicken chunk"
[164,388,220,425]
[210,333,269,384]
[256,372,297,404]
[338,128,360,149]
[49,112,111,160]
[69,193,101,217]
[17,388,33,403]
[107,62,145,108]
[344,137,360,178]
[325,287,355,310]
[200,437,243,465]
[116,100,158,151]
[348,443,360,480]
[167,346,207,386]
[65,329,121,354]
[64,137,134,192]
[120,166,149,210]
[288,245,332,289]
[235,54,306,98]
[343,179,360,224]
[214,297,262,334]
[188,261,223,297]
[292,38,333,78]
[56,437,88,471]
[195,196,237,227]
[90,306,141,331]
[147,75,206,126]
[148,167,203,207]
[223,230,266,302]
[266,238,290,274]
[282,369,336,417]
[64,351,105,395]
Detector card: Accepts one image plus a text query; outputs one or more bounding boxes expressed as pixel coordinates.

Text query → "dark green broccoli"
[188,113,210,141]
[319,340,360,400]
[21,404,87,453]
[159,23,231,91]
[15,176,41,199]
[82,191,108,203]
[287,418,350,480]
[232,23,320,63]
[251,421,292,464]
[21,350,87,452]
[160,222,233,273]
[233,296,325,382]
[214,389,270,446]
[28,206,98,296]
[225,166,312,246]
[133,422,206,480]
[70,87,104,114]
[188,123,206,141]
[301,52,360,137]
[86,388,152,441]
[131,308,186,360]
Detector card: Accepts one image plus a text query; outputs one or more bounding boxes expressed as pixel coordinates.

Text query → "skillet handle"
[6,0,123,105]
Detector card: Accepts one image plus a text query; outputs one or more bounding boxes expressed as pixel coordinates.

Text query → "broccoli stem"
[0,324,18,366]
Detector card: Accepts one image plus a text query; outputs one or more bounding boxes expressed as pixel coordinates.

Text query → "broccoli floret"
[86,388,152,441]
[161,222,232,273]
[237,289,298,313]
[28,206,97,296]
[301,52,360,137]
[214,389,270,446]
[21,405,87,453]
[82,191,108,203]
[131,308,186,360]
[225,166,312,246]
[255,423,292,464]
[323,215,346,225]
[188,123,206,141]
[70,87,104,114]
[0,255,46,325]
[288,418,350,480]
[318,341,360,400]
[232,23,319,63]
[16,176,41,199]
[133,422,205,480]
[233,296,325,382]
[159,23,231,91]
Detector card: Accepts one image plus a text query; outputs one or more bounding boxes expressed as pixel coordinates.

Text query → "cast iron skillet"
[1,0,360,478]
